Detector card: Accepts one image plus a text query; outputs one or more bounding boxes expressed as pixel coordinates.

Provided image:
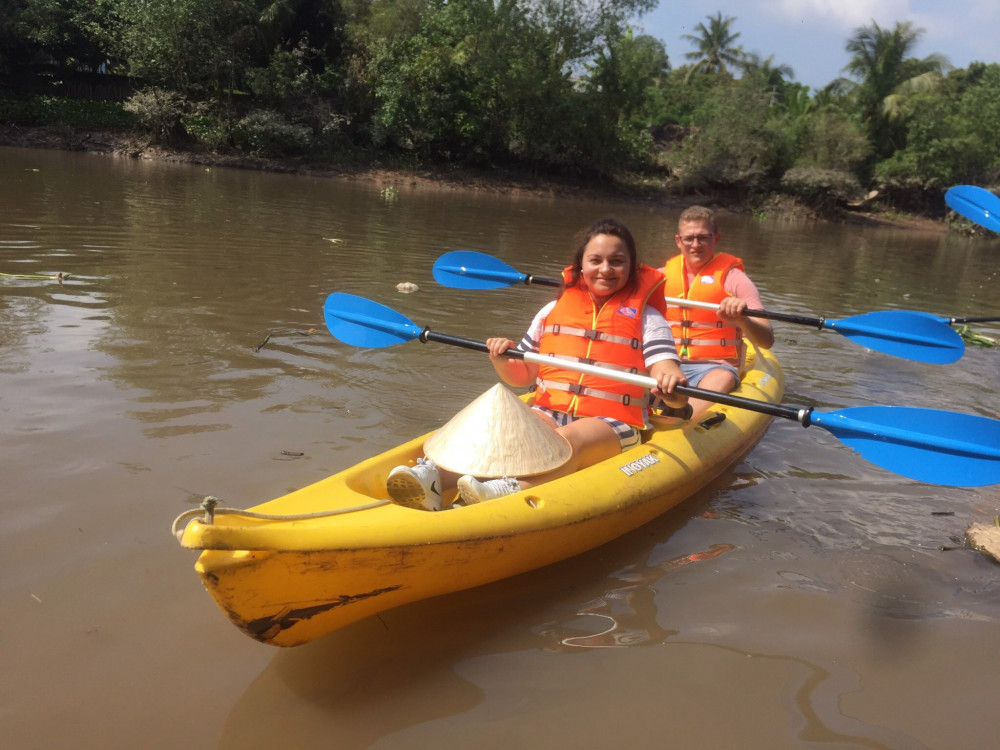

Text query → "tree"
[792,107,869,173]
[256,0,346,61]
[0,0,35,73]
[351,0,659,170]
[842,20,949,159]
[740,52,793,104]
[677,77,791,195]
[2,0,119,73]
[587,30,668,123]
[682,12,743,81]
[875,63,1000,200]
[114,0,260,96]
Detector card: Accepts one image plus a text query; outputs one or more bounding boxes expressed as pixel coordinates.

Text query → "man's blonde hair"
[677,206,717,234]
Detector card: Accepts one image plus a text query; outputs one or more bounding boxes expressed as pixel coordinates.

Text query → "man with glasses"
[661,206,774,417]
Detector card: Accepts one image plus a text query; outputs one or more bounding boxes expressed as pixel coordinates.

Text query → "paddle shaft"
[947,316,1000,325]
[666,296,999,328]
[438,262,826,328]
[664,296,825,328]
[522,275,561,288]
[418,328,1000,473]
[466,272,962,360]
[324,293,1000,485]
[418,328,808,424]
[439,253,965,334]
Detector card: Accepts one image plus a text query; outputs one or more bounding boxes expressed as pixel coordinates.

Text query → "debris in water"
[966,522,1000,562]
[956,325,998,347]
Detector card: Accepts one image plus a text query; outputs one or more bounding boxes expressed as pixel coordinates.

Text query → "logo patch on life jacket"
[699,275,714,284]
[617,305,638,319]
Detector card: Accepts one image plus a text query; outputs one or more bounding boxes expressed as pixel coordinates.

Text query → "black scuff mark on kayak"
[241,585,403,641]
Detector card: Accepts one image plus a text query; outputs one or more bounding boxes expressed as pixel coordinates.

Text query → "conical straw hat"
[424,384,572,478]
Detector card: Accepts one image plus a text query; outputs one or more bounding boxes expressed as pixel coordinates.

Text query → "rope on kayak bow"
[171,494,391,542]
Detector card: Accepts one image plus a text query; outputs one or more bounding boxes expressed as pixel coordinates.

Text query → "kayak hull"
[181,348,784,646]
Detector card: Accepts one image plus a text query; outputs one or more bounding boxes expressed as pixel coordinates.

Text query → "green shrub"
[123,88,190,143]
[792,108,870,173]
[182,113,229,150]
[780,166,863,209]
[674,78,792,195]
[0,94,135,129]
[230,109,312,157]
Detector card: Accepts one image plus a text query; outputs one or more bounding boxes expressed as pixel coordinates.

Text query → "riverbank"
[0,123,684,202]
[0,123,948,234]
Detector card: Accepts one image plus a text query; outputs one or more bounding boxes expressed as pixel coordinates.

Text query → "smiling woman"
[578,231,634,301]
[383,217,690,507]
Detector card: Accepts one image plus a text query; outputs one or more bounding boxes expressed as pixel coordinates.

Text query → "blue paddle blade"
[432,250,528,289]
[323,292,422,348]
[826,310,965,364]
[811,406,1000,487]
[945,185,1000,233]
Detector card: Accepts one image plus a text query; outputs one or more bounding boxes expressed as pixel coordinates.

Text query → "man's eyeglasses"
[678,233,715,247]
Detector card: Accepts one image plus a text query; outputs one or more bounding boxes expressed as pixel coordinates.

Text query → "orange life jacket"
[663,252,744,362]
[533,264,665,428]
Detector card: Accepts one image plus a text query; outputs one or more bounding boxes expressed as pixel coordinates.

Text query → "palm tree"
[682,12,744,81]
[842,20,949,157]
[740,52,794,104]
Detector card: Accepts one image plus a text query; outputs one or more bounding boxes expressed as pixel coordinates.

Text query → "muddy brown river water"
[2,146,999,749]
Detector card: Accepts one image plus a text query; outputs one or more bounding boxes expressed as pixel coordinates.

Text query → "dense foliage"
[2,0,999,215]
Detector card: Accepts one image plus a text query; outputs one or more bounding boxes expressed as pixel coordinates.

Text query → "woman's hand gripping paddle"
[324,292,1000,487]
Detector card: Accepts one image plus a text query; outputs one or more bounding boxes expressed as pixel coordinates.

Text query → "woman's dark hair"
[565,218,639,294]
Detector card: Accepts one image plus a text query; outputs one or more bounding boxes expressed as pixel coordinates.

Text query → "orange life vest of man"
[533,264,665,428]
[663,252,743,361]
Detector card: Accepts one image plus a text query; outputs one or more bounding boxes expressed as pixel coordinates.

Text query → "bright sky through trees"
[643,0,1000,90]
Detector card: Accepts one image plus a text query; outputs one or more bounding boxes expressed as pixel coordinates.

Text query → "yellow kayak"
[176,347,784,647]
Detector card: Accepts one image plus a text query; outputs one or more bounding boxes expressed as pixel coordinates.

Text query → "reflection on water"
[3,145,1000,749]
[535,543,735,651]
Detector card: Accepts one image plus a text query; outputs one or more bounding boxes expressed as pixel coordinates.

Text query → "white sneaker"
[387,458,442,511]
[457,475,521,505]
